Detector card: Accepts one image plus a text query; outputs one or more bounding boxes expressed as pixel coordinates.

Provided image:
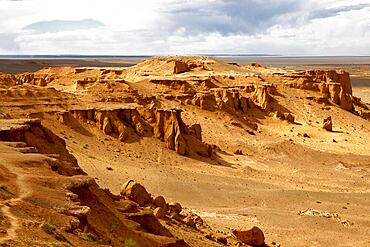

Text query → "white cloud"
[0,0,369,55]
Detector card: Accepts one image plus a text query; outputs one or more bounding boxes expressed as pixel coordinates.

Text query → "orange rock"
[169,202,182,214]
[173,60,190,74]
[121,180,151,206]
[323,117,333,131]
[154,207,166,219]
[153,196,167,211]
[189,124,202,141]
[183,216,196,228]
[233,226,265,247]
[251,85,271,111]
[283,113,295,123]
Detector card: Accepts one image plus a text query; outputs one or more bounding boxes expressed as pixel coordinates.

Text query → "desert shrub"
[125,238,137,247]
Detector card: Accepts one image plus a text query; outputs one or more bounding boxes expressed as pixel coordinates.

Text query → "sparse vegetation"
[41,222,57,235]
[124,238,137,247]
[41,222,71,245]
[82,232,98,242]
[0,183,10,194]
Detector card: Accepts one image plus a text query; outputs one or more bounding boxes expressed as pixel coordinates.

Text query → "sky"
[0,0,369,55]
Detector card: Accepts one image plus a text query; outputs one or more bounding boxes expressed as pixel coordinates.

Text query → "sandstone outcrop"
[0,72,17,88]
[150,79,194,92]
[0,118,80,175]
[188,83,274,116]
[286,70,354,111]
[191,88,253,113]
[251,85,272,111]
[149,77,218,93]
[16,72,55,86]
[174,60,190,74]
[58,107,211,157]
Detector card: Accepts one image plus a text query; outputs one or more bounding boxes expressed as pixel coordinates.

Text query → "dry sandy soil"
[0,56,369,247]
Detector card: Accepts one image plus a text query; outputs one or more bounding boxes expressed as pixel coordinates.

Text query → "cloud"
[158,0,306,35]
[0,33,19,53]
[308,3,370,19]
[158,0,370,36]
[0,0,369,55]
[22,19,105,33]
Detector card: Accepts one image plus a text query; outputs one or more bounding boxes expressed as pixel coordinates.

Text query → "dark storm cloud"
[160,0,370,35]
[22,19,105,33]
[160,0,305,35]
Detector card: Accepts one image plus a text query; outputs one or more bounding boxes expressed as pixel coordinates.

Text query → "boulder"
[283,113,295,123]
[120,180,151,206]
[188,124,202,141]
[323,117,333,131]
[183,216,195,228]
[153,196,167,211]
[274,111,284,120]
[127,211,173,237]
[117,199,139,213]
[153,207,166,219]
[169,212,182,221]
[169,202,182,214]
[232,226,265,247]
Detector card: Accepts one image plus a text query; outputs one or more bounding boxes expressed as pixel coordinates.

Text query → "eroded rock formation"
[16,72,55,86]
[251,85,272,111]
[58,107,212,157]
[0,118,193,246]
[286,70,354,111]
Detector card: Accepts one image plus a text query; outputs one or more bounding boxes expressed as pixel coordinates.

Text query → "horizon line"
[1,54,370,58]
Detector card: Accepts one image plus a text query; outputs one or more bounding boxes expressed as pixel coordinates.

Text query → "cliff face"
[189,84,273,114]
[58,107,212,157]
[16,72,55,86]
[251,85,272,111]
[0,119,80,175]
[286,70,354,111]
[0,73,17,88]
